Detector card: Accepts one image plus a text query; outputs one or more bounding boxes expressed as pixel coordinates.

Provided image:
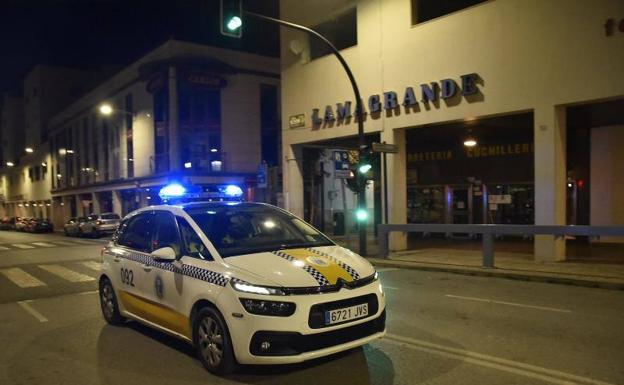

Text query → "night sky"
[0,0,279,96]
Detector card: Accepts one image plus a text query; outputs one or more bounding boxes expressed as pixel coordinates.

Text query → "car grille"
[280,273,376,295]
[308,293,379,329]
[249,310,385,356]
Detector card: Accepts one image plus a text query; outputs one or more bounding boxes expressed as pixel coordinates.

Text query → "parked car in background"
[78,213,121,238]
[26,218,54,233]
[0,217,17,230]
[14,217,31,232]
[64,217,87,236]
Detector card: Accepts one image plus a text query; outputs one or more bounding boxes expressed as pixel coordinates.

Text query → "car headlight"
[239,298,296,317]
[230,280,285,296]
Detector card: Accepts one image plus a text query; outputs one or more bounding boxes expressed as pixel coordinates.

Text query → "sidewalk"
[367,248,624,290]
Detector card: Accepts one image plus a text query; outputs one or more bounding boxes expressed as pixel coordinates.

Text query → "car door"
[114,211,154,316]
[138,210,192,338]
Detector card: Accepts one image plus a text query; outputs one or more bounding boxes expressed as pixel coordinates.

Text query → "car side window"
[152,211,182,257]
[117,213,152,253]
[176,216,212,261]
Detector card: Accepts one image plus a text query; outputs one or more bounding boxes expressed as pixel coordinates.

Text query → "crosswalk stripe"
[0,245,10,250]
[71,240,96,245]
[38,264,95,282]
[1,268,46,288]
[53,241,78,246]
[11,243,35,249]
[32,242,56,247]
[81,261,102,271]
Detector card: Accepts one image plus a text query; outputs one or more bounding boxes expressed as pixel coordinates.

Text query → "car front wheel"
[99,277,125,325]
[193,307,236,375]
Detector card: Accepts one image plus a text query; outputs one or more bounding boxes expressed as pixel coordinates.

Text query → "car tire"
[99,277,125,325]
[64,229,69,236]
[193,306,237,375]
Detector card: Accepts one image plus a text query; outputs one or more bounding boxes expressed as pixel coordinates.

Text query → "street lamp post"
[99,103,135,118]
[243,11,369,256]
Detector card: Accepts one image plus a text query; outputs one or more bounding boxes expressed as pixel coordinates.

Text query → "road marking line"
[383,286,399,290]
[81,261,102,271]
[376,268,399,272]
[1,268,46,287]
[445,294,572,313]
[71,240,96,244]
[38,264,95,282]
[53,241,78,246]
[383,334,615,385]
[17,300,48,322]
[0,245,10,250]
[11,243,35,249]
[78,290,99,295]
[32,242,56,247]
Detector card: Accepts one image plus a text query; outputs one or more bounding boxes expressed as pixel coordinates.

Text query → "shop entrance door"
[452,187,471,224]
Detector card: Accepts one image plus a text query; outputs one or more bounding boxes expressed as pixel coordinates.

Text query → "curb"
[367,258,624,291]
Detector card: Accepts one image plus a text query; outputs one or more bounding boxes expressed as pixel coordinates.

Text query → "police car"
[98,184,385,374]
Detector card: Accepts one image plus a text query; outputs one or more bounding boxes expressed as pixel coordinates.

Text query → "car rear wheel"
[193,307,236,375]
[99,278,125,325]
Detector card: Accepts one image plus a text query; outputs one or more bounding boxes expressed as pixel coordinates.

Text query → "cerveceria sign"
[311,73,481,127]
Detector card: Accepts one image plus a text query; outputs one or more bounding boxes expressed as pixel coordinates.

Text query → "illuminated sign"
[408,142,533,162]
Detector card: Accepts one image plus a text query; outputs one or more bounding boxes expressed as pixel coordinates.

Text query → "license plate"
[325,303,369,325]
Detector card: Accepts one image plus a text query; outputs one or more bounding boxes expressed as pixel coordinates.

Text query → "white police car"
[99,198,385,374]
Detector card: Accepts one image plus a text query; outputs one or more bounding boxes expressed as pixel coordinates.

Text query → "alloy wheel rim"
[101,284,115,319]
[198,316,224,367]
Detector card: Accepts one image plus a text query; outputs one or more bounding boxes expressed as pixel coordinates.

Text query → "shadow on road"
[96,320,395,385]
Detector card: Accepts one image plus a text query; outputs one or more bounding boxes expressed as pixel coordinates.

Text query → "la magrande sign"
[311,73,481,127]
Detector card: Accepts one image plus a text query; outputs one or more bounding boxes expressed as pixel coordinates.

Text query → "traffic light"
[358,147,373,178]
[355,208,369,222]
[220,0,243,38]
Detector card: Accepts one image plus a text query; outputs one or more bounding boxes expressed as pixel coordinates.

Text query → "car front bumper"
[218,280,386,365]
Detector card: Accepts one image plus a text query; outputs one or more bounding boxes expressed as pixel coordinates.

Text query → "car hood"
[223,245,375,288]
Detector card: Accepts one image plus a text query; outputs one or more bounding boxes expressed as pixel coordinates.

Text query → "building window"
[125,93,134,178]
[260,84,279,167]
[309,7,357,60]
[102,119,109,181]
[178,82,221,171]
[153,86,169,173]
[82,117,88,185]
[412,0,487,24]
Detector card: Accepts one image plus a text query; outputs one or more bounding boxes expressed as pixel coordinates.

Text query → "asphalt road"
[0,231,623,385]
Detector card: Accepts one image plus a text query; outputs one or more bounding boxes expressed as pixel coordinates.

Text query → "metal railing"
[377,224,624,267]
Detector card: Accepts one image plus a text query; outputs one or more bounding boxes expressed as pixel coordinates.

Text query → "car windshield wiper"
[277,241,334,250]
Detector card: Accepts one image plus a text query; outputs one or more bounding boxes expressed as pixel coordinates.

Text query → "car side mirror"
[151,246,177,262]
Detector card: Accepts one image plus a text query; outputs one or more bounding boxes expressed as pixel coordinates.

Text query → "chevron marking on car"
[272,249,354,285]
[306,247,360,280]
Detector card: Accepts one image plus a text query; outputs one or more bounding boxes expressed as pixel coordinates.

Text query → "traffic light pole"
[244,11,368,256]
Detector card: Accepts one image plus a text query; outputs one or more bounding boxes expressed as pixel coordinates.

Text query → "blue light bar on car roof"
[159,183,186,198]
[222,184,243,197]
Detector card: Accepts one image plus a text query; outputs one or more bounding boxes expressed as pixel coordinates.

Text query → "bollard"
[482,233,494,268]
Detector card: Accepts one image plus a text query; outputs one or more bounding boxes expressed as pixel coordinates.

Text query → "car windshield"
[185,204,334,257]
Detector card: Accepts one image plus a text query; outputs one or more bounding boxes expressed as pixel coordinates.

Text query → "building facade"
[0,39,280,228]
[279,0,624,260]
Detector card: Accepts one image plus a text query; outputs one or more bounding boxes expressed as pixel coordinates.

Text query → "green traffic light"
[356,208,368,221]
[358,164,372,174]
[227,16,242,31]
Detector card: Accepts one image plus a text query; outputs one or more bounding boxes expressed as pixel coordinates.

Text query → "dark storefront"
[406,113,534,225]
